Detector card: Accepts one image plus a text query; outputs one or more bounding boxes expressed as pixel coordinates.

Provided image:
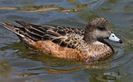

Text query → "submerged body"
[3,18,122,63]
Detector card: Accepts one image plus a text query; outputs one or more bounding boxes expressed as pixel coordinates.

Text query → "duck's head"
[84,18,122,44]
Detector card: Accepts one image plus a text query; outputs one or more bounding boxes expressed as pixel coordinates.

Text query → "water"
[0,0,133,82]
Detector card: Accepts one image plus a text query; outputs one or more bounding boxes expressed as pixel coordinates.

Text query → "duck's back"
[3,21,85,48]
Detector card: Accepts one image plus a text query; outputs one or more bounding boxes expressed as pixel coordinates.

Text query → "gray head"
[84,18,122,44]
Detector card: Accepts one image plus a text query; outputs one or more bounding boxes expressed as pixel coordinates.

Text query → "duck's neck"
[83,37,95,44]
[83,31,97,44]
[83,25,97,44]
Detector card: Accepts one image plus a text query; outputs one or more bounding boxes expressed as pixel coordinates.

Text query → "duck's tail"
[2,22,37,47]
[3,22,25,38]
[3,21,43,41]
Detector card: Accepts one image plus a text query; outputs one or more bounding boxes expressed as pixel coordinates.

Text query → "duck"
[2,18,122,63]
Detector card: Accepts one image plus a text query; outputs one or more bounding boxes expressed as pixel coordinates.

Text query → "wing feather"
[4,20,85,48]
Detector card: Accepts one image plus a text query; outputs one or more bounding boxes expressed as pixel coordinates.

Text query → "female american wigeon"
[3,18,122,63]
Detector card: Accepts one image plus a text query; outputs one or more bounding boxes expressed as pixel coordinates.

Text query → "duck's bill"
[108,33,122,43]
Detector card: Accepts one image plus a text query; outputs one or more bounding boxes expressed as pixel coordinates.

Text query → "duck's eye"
[97,26,106,31]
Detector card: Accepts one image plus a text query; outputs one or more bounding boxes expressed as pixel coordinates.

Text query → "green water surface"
[0,0,133,82]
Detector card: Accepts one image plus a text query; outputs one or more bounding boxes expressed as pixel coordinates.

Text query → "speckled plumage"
[3,18,115,63]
